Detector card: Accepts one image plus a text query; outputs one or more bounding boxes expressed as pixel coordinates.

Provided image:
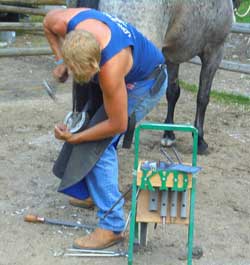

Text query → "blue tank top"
[67,9,164,83]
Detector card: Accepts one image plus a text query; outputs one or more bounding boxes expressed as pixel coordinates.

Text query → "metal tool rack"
[128,122,199,265]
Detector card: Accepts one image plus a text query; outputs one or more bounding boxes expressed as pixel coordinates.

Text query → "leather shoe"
[73,228,124,249]
[69,197,95,209]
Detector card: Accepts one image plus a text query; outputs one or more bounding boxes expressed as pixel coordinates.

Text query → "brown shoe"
[69,197,95,209]
[73,228,124,249]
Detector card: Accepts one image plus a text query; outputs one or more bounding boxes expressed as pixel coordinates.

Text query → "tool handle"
[24,214,45,223]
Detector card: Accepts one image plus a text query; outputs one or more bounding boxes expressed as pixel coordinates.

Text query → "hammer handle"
[24,214,95,230]
[24,215,45,223]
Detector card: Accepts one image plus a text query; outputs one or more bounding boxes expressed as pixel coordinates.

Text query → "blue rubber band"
[55,58,64,65]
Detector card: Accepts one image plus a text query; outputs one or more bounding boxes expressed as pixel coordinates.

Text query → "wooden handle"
[24,214,45,223]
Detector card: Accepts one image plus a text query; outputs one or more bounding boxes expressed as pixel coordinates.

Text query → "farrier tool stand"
[128,122,201,265]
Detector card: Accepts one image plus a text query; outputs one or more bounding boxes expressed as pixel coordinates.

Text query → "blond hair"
[62,30,101,83]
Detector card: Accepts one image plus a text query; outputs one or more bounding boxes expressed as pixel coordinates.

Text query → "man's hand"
[54,123,72,141]
[53,64,68,83]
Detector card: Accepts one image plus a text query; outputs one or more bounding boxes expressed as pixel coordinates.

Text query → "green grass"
[179,80,250,106]
[236,0,250,23]
[28,15,44,23]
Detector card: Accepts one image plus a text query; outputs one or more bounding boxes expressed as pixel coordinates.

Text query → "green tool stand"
[127,122,199,265]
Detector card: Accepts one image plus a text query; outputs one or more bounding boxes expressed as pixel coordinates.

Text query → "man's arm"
[55,48,132,143]
[43,10,66,60]
[43,10,68,81]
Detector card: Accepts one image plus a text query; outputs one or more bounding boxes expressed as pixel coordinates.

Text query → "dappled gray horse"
[100,0,234,154]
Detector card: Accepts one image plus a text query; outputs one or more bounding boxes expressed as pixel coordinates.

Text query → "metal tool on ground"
[24,214,95,230]
[64,248,128,257]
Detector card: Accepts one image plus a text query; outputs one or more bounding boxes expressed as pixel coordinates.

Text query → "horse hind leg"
[161,59,180,147]
[195,44,224,154]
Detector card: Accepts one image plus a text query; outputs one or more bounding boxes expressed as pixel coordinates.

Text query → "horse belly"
[99,0,170,48]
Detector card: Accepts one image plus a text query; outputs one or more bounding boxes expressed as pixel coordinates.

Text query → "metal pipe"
[66,248,126,254]
[160,190,168,230]
[180,190,188,218]
[123,188,140,233]
[64,252,127,257]
[160,147,174,164]
[171,146,182,164]
[148,189,159,211]
[170,190,178,218]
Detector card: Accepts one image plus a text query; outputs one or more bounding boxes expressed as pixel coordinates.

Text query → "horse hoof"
[198,141,208,155]
[161,137,176,147]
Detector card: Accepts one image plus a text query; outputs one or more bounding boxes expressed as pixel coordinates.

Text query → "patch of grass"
[179,80,250,106]
[236,0,250,23]
[28,15,44,23]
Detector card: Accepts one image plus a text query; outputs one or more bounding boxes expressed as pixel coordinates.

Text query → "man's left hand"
[54,123,72,142]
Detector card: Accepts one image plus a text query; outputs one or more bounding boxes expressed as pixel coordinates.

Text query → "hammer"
[24,214,95,230]
[42,79,57,101]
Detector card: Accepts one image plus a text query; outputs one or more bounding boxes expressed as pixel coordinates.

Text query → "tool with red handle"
[24,214,95,230]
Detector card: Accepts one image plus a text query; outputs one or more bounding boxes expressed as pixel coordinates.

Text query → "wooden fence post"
[0,0,66,5]
[0,22,43,31]
[0,47,52,57]
[0,4,47,16]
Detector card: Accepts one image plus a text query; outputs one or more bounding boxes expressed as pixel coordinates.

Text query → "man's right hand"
[53,64,69,83]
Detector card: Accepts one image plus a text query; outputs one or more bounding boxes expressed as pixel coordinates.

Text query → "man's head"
[62,30,101,83]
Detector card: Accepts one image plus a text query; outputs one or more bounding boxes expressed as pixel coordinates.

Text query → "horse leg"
[195,45,224,154]
[77,0,99,8]
[161,59,181,147]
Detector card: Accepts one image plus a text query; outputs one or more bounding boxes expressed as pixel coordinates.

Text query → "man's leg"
[86,137,125,231]
[73,136,125,249]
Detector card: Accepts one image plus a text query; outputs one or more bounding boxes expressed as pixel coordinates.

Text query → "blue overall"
[63,9,168,232]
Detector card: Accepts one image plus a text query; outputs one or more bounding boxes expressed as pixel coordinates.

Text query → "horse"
[77,0,234,154]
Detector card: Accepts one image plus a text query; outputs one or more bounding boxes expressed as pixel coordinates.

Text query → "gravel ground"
[0,32,249,265]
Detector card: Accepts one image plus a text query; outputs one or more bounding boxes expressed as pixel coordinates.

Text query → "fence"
[0,1,250,75]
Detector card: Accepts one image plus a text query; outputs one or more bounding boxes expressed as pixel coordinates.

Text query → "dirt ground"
[0,33,250,265]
